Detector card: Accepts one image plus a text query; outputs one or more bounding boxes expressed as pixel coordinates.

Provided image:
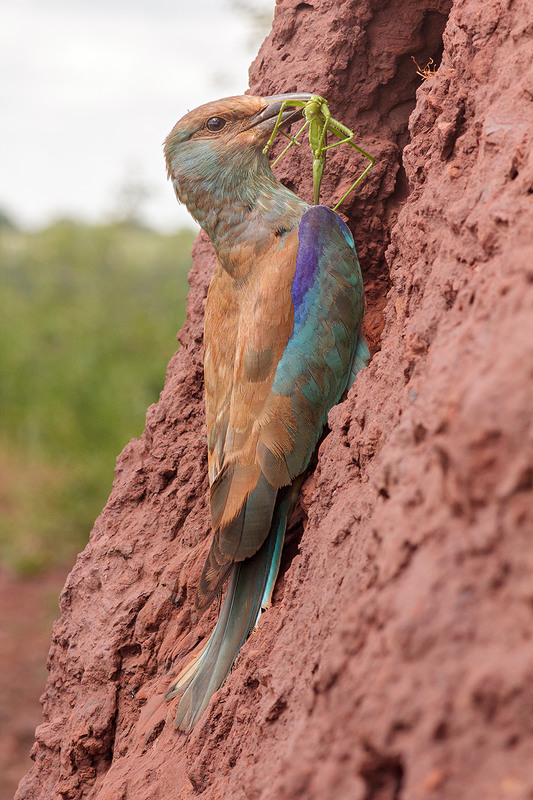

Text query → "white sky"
[1,0,272,231]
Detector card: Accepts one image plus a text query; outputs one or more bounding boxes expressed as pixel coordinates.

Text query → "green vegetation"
[0,219,195,573]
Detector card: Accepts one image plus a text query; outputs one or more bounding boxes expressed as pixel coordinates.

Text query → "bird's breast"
[203,229,300,451]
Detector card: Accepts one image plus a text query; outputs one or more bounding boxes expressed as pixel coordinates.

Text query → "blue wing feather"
[271,205,367,478]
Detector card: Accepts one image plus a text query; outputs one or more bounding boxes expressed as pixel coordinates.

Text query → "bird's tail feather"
[167,481,301,731]
[260,479,302,610]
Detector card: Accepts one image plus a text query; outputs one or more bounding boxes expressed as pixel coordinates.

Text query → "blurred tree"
[0,208,17,231]
[110,167,153,227]
[0,220,195,573]
[231,0,275,51]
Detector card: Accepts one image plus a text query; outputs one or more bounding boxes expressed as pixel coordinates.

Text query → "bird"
[164,93,369,730]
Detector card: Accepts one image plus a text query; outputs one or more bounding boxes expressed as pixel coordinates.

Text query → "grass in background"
[0,219,195,573]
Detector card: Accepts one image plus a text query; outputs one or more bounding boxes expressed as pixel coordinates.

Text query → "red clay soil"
[16,0,533,798]
[0,567,67,800]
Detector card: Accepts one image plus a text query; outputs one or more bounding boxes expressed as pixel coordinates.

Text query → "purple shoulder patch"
[292,206,338,321]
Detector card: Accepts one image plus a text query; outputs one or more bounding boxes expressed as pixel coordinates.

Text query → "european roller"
[164,93,369,730]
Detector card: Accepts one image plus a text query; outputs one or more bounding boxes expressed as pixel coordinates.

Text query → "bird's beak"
[246,93,314,133]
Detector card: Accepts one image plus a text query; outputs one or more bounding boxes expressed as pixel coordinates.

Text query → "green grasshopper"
[263,94,374,210]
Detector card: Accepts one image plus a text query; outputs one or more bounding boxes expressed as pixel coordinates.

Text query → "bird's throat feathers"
[167,140,307,275]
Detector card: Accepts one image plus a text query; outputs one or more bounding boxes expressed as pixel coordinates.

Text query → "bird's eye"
[206,116,227,132]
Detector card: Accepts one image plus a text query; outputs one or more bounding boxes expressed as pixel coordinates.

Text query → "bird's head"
[164,94,311,219]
